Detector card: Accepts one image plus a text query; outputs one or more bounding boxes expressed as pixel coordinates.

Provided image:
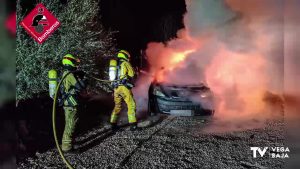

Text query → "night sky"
[100,0,186,66]
[100,0,186,46]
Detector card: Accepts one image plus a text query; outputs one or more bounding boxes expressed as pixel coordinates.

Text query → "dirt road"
[18,114,285,169]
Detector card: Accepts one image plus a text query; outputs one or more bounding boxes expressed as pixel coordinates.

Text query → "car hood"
[158,83,209,101]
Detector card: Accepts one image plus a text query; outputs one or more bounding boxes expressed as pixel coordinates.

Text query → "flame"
[146,30,200,83]
[170,52,186,66]
[171,50,195,65]
[153,49,195,82]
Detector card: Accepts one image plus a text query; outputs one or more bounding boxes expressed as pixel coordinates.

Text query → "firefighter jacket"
[117,60,135,88]
[61,70,86,107]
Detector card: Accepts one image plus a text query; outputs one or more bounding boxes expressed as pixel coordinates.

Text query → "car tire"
[148,100,154,116]
[148,99,159,117]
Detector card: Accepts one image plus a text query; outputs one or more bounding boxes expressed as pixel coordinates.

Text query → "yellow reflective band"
[67,96,77,106]
[110,114,118,123]
[128,114,137,123]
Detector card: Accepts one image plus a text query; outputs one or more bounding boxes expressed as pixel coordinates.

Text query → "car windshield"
[160,82,206,87]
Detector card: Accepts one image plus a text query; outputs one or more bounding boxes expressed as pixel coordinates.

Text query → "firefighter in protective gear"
[110,50,139,131]
[61,54,86,152]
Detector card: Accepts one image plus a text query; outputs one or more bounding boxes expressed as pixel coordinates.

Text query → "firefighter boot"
[110,123,119,132]
[130,122,141,131]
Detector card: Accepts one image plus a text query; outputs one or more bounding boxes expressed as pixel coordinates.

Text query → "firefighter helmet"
[117,50,131,61]
[62,54,80,67]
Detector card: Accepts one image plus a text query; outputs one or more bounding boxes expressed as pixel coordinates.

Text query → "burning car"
[148,81,215,116]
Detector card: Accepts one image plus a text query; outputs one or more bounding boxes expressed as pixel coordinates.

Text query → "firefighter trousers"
[62,106,78,151]
[110,86,137,124]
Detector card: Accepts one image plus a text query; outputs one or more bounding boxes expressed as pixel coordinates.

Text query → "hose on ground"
[52,71,74,169]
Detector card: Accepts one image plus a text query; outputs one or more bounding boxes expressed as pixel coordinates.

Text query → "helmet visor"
[64,56,80,63]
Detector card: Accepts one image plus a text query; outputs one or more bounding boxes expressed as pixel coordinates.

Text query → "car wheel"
[148,100,154,116]
[148,99,159,117]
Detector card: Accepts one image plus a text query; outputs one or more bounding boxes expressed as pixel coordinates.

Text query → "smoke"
[132,75,152,118]
[204,0,283,132]
[134,0,284,131]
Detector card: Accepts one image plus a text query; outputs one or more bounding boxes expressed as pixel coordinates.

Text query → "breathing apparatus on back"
[108,50,130,81]
[108,50,134,89]
[109,59,118,81]
[48,54,81,100]
[48,69,58,99]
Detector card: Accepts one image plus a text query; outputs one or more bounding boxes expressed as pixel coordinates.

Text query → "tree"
[16,0,116,100]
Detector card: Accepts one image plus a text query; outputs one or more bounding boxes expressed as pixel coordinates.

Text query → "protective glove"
[112,82,118,88]
[57,98,64,107]
[121,78,127,85]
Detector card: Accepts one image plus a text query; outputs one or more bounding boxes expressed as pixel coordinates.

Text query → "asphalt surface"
[17,114,285,169]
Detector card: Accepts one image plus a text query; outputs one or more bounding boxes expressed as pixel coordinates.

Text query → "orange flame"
[146,29,202,83]
[154,49,195,82]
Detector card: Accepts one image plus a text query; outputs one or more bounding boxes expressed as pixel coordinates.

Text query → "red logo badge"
[20,3,60,44]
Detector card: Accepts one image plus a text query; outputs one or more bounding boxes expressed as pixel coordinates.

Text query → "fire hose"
[52,72,120,169]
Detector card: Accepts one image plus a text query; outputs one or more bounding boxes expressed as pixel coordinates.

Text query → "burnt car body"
[148,82,214,116]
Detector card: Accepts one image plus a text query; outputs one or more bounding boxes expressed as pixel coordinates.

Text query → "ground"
[18,114,285,169]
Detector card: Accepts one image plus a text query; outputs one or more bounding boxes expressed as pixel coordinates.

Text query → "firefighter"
[110,50,139,131]
[61,54,86,152]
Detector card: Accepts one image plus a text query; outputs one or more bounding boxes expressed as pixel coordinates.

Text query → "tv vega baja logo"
[250,147,290,158]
